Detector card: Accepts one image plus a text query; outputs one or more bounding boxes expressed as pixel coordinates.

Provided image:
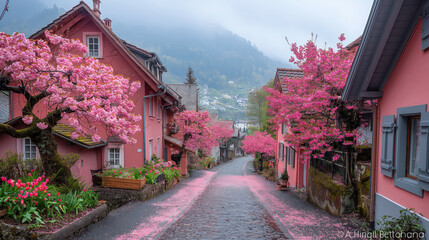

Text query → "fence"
[310,150,348,185]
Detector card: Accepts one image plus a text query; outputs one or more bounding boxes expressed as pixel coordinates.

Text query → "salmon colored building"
[273,68,308,189]
[343,0,429,231]
[0,0,185,185]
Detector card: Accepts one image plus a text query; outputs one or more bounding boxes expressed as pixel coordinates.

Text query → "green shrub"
[0,152,44,179]
[61,153,80,168]
[57,176,86,194]
[376,208,425,240]
[262,160,269,170]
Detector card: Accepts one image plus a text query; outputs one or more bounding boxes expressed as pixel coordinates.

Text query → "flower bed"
[0,170,99,232]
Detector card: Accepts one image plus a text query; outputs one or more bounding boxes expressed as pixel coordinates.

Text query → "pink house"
[343,0,429,231]
[273,68,308,189]
[0,1,183,185]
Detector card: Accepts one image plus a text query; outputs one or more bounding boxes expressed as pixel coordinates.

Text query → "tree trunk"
[32,129,72,184]
[174,133,191,166]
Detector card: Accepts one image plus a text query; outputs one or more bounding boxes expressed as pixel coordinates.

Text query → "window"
[157,99,161,119]
[154,99,158,119]
[108,148,120,168]
[278,142,284,160]
[149,97,153,117]
[406,116,420,179]
[157,138,160,157]
[86,36,100,58]
[394,105,426,196]
[23,138,37,160]
[149,139,153,159]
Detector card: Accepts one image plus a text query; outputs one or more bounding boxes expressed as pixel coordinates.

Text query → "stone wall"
[95,179,179,210]
[306,167,352,216]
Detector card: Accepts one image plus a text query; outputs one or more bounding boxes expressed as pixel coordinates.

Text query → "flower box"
[276,180,289,191]
[102,176,146,190]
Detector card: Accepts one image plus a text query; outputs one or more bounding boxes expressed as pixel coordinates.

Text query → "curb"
[48,204,108,240]
[0,204,108,240]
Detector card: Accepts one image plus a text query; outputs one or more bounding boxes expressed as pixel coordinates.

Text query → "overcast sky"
[43,0,374,63]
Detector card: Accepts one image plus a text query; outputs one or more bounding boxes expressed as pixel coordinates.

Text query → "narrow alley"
[78,156,359,240]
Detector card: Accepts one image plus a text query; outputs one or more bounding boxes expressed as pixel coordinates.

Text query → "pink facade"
[275,127,307,189]
[376,20,429,217]
[273,68,308,189]
[0,2,182,186]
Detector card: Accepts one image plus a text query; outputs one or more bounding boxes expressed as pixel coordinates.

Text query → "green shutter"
[381,115,396,177]
[418,112,429,191]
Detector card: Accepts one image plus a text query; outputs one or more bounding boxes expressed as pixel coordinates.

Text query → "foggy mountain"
[0,1,291,119]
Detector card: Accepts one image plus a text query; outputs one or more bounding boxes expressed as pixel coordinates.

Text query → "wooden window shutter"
[380,115,396,177]
[285,146,289,164]
[290,147,295,167]
[418,112,429,191]
[279,142,284,160]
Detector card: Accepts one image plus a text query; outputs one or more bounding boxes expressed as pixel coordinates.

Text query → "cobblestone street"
[78,156,360,239]
[159,156,286,240]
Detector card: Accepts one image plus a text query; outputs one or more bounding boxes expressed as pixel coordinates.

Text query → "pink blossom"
[22,115,33,125]
[36,122,48,130]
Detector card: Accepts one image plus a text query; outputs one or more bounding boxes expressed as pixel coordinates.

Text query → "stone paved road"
[159,156,287,240]
[77,156,360,239]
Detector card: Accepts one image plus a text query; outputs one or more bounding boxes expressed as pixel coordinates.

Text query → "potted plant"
[276,168,289,191]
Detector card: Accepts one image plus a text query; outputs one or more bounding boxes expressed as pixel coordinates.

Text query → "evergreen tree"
[184,66,197,84]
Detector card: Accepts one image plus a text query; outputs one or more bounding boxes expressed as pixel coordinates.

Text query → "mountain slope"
[0,3,291,120]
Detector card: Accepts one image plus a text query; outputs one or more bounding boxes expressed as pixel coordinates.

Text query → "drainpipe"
[162,102,179,160]
[143,84,166,164]
[9,92,13,119]
[369,102,379,230]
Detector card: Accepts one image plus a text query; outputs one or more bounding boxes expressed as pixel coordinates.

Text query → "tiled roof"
[346,36,362,51]
[2,118,106,149]
[275,68,304,93]
[167,84,198,111]
[52,124,107,149]
[165,136,195,153]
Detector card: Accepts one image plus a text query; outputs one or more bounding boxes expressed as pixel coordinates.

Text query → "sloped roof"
[53,123,107,149]
[2,118,106,149]
[274,68,304,93]
[167,84,198,111]
[346,36,362,51]
[164,136,195,153]
[343,0,421,101]
[29,1,166,94]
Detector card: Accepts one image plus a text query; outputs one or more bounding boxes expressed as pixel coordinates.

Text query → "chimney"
[93,0,101,18]
[104,18,112,29]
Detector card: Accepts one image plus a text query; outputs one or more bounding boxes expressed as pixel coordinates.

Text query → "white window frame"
[157,137,160,157]
[86,36,100,58]
[149,97,153,117]
[83,32,103,58]
[149,139,153,160]
[22,138,37,161]
[108,147,123,168]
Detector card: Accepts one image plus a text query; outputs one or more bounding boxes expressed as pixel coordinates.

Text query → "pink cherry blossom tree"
[0,32,141,183]
[265,34,364,163]
[171,110,216,165]
[241,131,276,157]
[211,121,234,147]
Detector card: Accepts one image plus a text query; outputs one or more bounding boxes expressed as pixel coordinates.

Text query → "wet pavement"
[77,156,360,239]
